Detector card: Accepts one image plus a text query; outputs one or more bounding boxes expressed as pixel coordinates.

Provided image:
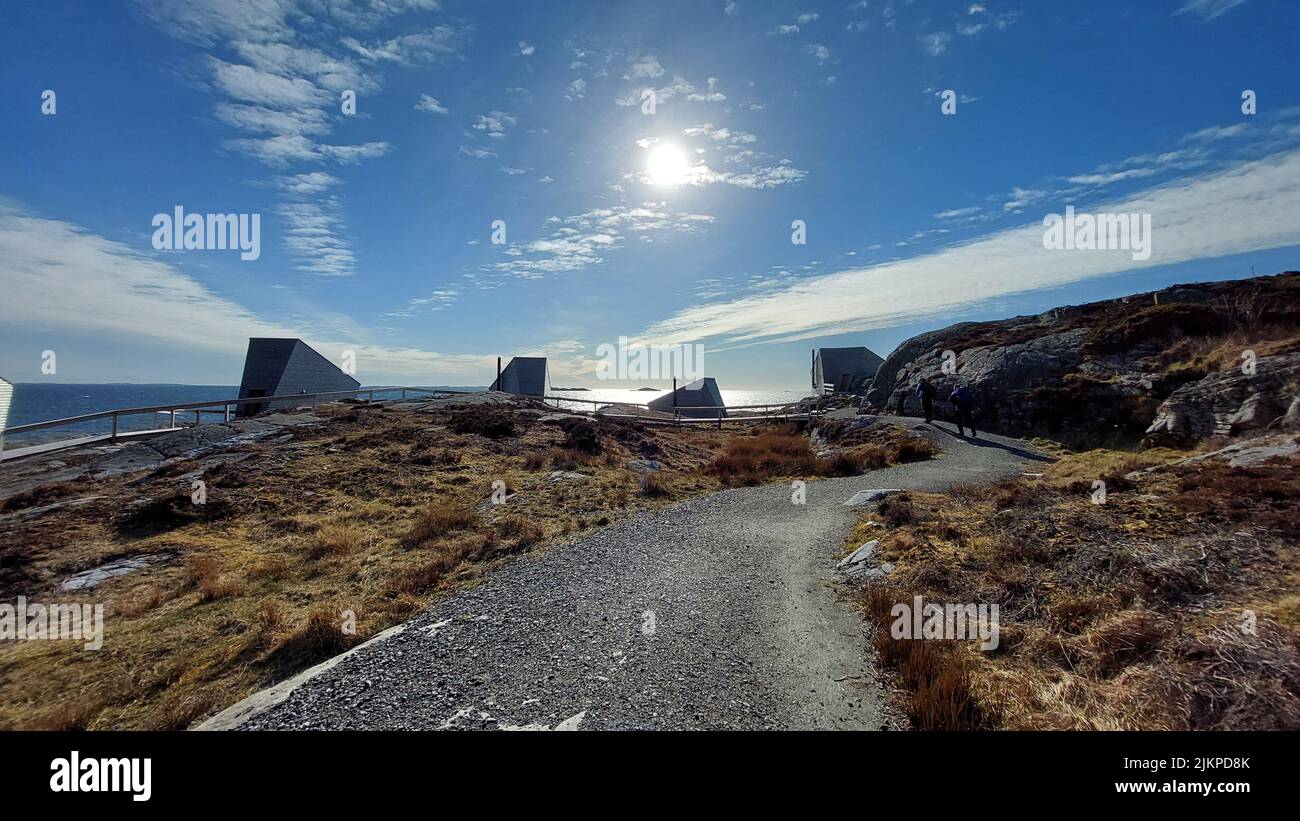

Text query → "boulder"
[1145,352,1300,447]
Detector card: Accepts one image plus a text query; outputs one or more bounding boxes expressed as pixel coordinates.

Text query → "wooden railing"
[0,386,472,455]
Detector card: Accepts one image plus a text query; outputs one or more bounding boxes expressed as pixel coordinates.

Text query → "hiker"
[915,378,937,424]
[949,383,977,438]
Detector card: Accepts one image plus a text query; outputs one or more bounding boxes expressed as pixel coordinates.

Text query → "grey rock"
[546,470,589,483]
[627,458,663,472]
[843,489,902,506]
[62,550,178,591]
[1146,352,1300,446]
[838,540,878,568]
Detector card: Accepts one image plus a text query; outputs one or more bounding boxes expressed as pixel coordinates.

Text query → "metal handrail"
[1,386,469,439]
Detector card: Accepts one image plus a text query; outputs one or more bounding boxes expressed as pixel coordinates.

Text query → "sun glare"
[645,142,689,186]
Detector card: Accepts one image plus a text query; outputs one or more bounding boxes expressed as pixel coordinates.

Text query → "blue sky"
[1,0,1298,389]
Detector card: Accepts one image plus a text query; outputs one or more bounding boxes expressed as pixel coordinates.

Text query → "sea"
[1,383,813,448]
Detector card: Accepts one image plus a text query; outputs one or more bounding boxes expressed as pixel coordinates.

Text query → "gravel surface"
[223,419,1049,731]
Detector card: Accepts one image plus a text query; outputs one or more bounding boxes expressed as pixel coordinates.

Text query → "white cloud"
[414,94,449,114]
[566,78,587,101]
[341,27,465,64]
[208,57,325,108]
[518,40,535,56]
[473,110,517,137]
[1066,168,1158,186]
[686,77,726,102]
[934,206,982,220]
[275,171,341,196]
[632,147,1300,349]
[1002,186,1049,212]
[626,54,665,79]
[919,32,952,56]
[0,200,492,382]
[457,145,498,160]
[484,204,715,281]
[278,199,356,277]
[1174,0,1248,20]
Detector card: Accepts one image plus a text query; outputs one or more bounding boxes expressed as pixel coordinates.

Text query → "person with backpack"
[915,377,937,424]
[949,383,977,438]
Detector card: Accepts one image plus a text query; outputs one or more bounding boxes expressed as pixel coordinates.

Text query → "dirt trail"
[205,419,1049,731]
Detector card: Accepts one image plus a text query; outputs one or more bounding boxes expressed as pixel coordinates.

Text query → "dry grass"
[851,447,1300,730]
[401,503,478,547]
[0,400,746,729]
[707,423,936,486]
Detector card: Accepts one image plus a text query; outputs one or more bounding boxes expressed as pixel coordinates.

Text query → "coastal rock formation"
[1144,352,1300,446]
[865,272,1300,448]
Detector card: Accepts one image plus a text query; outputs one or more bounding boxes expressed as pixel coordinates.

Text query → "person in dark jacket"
[915,378,937,423]
[949,384,977,438]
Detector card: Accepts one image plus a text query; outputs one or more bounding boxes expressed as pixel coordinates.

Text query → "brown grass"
[851,447,1300,730]
[401,503,478,547]
[708,423,936,486]
[0,399,741,729]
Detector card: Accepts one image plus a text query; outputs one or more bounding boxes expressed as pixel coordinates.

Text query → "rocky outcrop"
[1144,352,1300,446]
[863,272,1300,448]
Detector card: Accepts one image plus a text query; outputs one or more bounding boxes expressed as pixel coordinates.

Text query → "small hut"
[490,356,550,397]
[235,338,359,418]
[812,347,884,395]
[648,377,727,419]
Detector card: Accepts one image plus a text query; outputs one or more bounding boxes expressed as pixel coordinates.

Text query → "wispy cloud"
[632,147,1300,349]
[137,0,470,280]
[1174,0,1249,20]
[414,94,449,114]
[0,199,493,382]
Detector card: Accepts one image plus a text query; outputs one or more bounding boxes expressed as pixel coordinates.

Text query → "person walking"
[949,383,977,438]
[915,377,937,424]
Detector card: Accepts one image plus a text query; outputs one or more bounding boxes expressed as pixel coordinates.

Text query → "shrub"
[877,494,915,526]
[306,524,365,559]
[639,471,669,498]
[187,557,241,602]
[559,418,604,454]
[402,503,478,547]
[263,609,353,675]
[494,515,544,550]
[707,427,816,485]
[446,405,517,439]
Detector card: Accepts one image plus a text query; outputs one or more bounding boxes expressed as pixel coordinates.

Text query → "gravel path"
[213,418,1049,731]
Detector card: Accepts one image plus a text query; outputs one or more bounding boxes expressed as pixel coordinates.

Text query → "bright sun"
[645,142,689,186]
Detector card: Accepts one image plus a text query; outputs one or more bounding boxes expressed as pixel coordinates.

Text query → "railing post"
[196,409,201,427]
[111,413,118,443]
[170,410,176,429]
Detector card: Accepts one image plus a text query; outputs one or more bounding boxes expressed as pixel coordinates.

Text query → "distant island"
[550,386,589,391]
[635,387,660,391]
